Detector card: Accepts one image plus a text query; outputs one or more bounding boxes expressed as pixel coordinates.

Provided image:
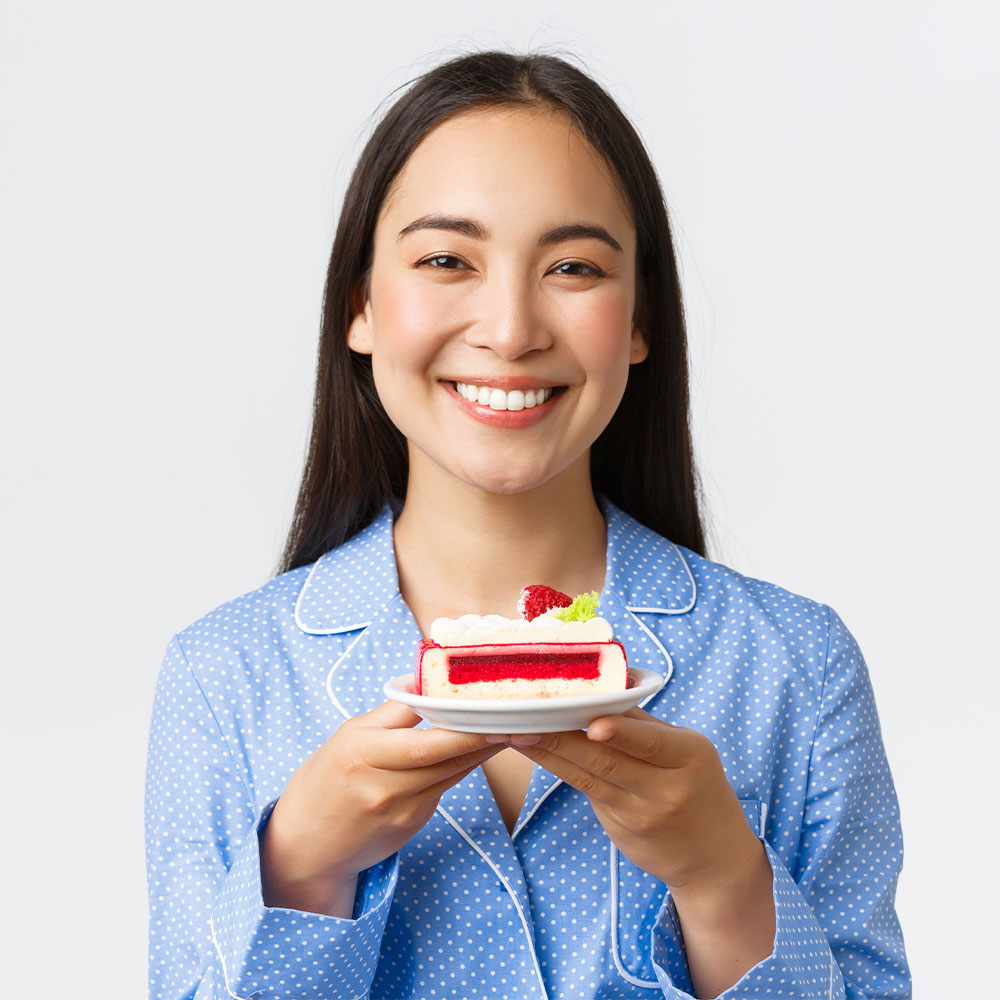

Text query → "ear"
[629,326,649,364]
[346,281,373,355]
[347,309,373,355]
[629,288,649,364]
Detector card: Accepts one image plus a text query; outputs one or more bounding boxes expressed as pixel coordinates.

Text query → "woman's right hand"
[259,700,506,917]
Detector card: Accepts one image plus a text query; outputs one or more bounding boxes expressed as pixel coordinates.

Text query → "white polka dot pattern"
[145,501,910,998]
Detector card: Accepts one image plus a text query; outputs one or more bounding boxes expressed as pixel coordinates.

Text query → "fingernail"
[485,734,510,744]
[512,734,541,745]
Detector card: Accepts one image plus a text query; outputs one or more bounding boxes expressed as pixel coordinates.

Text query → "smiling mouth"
[451,381,565,412]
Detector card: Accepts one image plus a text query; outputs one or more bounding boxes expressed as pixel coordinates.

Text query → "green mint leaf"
[554,591,600,622]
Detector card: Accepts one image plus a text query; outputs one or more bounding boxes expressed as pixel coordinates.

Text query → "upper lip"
[442,375,565,390]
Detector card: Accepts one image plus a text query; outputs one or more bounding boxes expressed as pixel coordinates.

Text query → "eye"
[550,260,605,277]
[417,253,468,270]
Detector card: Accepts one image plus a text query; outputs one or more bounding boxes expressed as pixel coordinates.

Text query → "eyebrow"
[397,214,623,254]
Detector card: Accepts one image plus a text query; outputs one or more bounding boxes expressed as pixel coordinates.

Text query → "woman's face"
[349,106,647,496]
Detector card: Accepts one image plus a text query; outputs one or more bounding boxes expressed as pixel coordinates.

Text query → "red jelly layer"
[447,651,600,685]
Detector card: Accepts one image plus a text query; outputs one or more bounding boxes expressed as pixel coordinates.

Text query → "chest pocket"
[611,798,766,988]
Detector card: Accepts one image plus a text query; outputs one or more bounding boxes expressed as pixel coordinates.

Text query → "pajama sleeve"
[649,608,911,999]
[145,637,399,1000]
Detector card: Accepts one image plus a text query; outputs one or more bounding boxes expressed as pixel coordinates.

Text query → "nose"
[464,272,553,360]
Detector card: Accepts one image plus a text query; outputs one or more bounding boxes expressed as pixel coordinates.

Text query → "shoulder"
[679,545,833,637]
[673,545,865,699]
[153,555,368,798]
[608,506,842,684]
[157,557,362,749]
[173,507,399,654]
[607,503,834,637]
[175,563,314,652]
[167,508,400,687]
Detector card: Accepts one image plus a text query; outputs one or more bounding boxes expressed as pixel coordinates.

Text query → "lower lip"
[443,382,564,428]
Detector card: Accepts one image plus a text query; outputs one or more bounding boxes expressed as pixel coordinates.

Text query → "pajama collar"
[294,498,697,724]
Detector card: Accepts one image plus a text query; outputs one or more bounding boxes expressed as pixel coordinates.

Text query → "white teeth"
[454,382,556,408]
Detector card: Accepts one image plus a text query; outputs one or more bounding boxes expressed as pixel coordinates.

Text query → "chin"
[453,456,579,497]
[408,437,592,498]
[474,476,548,496]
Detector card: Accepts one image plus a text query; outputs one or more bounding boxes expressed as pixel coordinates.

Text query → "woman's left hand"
[511,707,776,997]
[510,706,764,907]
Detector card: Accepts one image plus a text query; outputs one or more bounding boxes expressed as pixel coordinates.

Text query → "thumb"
[363,699,424,730]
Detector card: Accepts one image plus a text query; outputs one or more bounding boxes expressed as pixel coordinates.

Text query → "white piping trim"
[210,914,256,1000]
[623,544,697,615]
[437,805,550,1000]
[306,617,372,637]
[292,556,321,632]
[624,606,675,686]
[511,779,563,841]
[759,800,769,838]
[294,554,374,636]
[325,626,373,720]
[211,907,371,1000]
[608,843,660,989]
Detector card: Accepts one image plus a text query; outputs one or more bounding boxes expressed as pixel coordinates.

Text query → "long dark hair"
[279,51,705,574]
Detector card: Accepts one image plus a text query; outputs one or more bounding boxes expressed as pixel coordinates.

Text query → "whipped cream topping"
[429,608,613,646]
[455,382,554,411]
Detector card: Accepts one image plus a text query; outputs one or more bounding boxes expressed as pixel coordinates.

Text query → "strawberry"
[518,584,573,621]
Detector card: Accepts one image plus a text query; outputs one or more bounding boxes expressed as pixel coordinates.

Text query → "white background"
[2,1,997,995]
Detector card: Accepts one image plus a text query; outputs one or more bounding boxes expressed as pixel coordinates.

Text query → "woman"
[145,51,910,999]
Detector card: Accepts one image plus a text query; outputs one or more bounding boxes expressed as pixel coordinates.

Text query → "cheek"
[572,293,636,380]
[371,277,457,373]
[376,294,432,367]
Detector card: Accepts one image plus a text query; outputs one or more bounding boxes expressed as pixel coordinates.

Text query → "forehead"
[378,106,634,240]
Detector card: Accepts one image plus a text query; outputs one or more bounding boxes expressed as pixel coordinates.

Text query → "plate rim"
[383,665,664,713]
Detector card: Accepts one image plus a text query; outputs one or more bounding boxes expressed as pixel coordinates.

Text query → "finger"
[423,746,507,800]
[372,735,506,784]
[363,699,424,729]
[511,742,626,805]
[356,709,501,768]
[386,743,507,796]
[628,706,682,729]
[605,706,672,726]
[516,728,657,791]
[585,713,693,766]
[623,706,658,722]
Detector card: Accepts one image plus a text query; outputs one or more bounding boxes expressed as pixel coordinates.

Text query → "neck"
[394,454,607,634]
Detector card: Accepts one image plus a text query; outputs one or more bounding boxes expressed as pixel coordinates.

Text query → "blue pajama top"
[145,500,910,999]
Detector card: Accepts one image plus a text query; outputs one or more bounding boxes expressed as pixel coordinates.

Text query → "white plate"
[383,667,665,734]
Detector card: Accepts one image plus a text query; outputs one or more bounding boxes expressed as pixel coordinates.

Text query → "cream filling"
[454,382,556,411]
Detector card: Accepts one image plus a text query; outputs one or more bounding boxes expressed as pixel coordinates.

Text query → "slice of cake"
[416,586,628,699]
